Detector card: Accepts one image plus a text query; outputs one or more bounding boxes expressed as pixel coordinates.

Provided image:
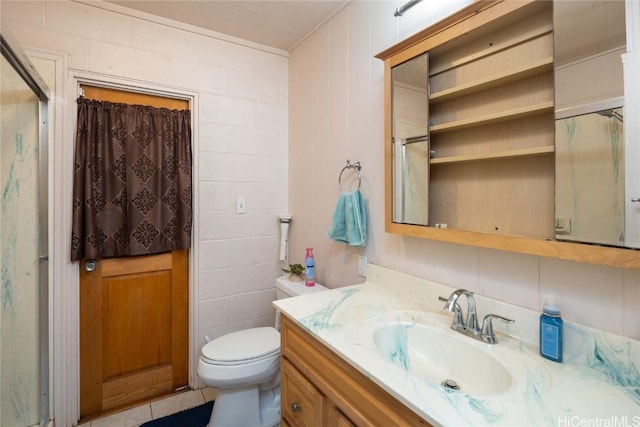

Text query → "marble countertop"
[273,280,640,426]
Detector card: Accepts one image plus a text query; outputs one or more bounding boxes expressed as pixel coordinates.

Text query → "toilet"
[197,275,328,427]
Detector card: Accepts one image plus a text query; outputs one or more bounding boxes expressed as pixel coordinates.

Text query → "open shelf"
[430,145,554,164]
[429,57,553,104]
[430,101,554,134]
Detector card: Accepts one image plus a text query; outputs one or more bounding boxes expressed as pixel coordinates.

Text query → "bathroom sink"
[359,311,515,396]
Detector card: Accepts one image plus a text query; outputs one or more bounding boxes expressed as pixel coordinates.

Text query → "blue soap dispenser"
[540,303,563,362]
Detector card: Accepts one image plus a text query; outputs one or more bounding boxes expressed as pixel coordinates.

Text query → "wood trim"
[379,1,544,69]
[375,1,499,61]
[385,222,640,270]
[81,85,189,110]
[383,57,394,238]
[171,249,189,387]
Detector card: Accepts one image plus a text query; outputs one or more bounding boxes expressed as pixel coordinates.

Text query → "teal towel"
[327,190,367,247]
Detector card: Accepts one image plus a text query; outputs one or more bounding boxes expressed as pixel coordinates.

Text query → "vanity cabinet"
[280,315,431,427]
[376,0,640,270]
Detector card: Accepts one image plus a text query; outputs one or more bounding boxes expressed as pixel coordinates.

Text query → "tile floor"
[78,388,217,427]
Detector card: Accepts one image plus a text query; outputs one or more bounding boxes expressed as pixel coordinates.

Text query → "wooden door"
[79,86,190,419]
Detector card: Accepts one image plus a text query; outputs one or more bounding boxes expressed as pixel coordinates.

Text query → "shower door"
[1,29,50,427]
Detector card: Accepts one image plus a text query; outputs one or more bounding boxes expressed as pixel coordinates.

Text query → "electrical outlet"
[358,255,368,278]
[236,196,246,214]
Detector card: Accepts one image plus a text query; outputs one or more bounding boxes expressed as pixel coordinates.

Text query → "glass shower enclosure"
[1,24,50,427]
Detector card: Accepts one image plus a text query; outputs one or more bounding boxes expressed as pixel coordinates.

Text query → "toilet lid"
[202,327,280,364]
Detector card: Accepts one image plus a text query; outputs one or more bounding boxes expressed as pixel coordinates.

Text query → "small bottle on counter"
[304,247,315,287]
[540,304,563,362]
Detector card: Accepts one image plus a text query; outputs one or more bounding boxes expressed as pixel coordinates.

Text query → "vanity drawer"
[282,357,325,426]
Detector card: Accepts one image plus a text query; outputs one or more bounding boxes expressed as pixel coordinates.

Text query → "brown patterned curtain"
[71,97,192,261]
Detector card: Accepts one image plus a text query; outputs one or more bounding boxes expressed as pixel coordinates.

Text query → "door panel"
[80,250,189,417]
[102,270,172,378]
[78,85,190,419]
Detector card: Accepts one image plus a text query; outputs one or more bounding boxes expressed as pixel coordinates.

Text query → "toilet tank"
[275,275,328,299]
[274,276,328,331]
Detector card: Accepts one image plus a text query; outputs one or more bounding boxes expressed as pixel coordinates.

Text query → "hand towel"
[327,190,367,247]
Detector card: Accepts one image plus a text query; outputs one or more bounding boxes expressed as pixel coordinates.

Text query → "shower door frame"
[0,24,51,426]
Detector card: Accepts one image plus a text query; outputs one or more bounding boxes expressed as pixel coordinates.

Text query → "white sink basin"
[372,323,513,395]
[359,311,520,396]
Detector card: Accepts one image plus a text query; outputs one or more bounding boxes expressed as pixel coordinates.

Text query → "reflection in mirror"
[555,105,624,246]
[553,0,636,248]
[391,53,429,225]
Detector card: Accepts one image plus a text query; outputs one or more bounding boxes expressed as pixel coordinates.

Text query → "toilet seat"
[197,278,328,427]
[201,327,280,366]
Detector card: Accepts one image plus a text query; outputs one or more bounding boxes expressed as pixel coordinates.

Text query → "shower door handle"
[85,259,98,272]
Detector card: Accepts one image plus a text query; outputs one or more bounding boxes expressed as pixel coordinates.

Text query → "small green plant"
[282,263,305,275]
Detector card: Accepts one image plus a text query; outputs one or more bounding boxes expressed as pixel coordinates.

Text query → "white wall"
[288,0,640,340]
[1,1,289,422]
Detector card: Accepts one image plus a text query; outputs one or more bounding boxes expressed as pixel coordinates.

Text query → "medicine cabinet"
[376,0,640,270]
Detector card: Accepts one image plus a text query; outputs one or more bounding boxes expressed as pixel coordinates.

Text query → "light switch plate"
[236,196,246,214]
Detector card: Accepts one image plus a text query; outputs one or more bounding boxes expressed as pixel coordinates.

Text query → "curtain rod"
[394,0,423,17]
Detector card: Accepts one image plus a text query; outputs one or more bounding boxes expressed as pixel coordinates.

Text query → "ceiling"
[104,0,350,52]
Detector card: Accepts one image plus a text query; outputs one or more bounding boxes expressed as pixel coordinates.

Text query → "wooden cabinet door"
[282,358,324,426]
[79,250,189,418]
[328,406,357,427]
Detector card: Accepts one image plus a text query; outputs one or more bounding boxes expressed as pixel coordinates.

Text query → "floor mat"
[140,401,213,427]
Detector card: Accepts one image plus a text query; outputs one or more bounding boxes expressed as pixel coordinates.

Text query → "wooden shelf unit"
[377,0,639,269]
[425,1,555,237]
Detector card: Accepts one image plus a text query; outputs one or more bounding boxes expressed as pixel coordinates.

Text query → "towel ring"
[338,160,362,192]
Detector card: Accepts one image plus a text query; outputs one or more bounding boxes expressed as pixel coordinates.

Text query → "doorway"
[78,85,191,420]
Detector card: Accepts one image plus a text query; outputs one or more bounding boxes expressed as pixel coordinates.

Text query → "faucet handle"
[439,296,464,330]
[481,314,515,344]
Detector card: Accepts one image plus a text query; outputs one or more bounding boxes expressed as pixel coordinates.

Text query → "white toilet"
[197,275,328,427]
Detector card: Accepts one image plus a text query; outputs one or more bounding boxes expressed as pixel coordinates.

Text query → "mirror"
[387,1,637,248]
[553,0,634,247]
[391,53,429,226]
[555,105,624,246]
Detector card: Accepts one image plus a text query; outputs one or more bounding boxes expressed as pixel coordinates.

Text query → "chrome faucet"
[440,289,479,333]
[439,289,514,344]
